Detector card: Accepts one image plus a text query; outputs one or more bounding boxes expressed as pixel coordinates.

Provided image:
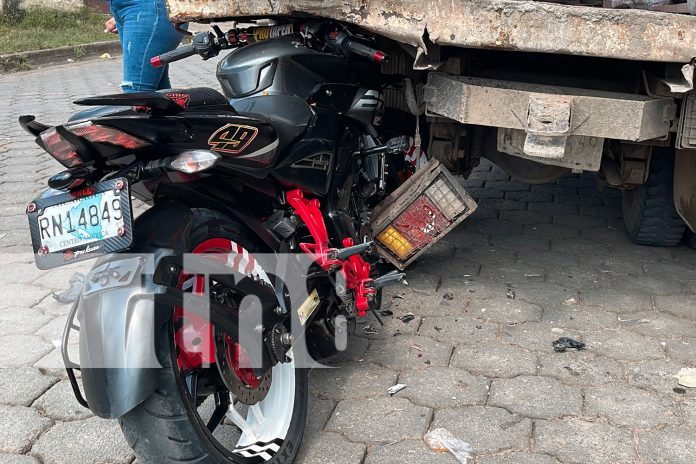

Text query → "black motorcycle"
[21,21,474,464]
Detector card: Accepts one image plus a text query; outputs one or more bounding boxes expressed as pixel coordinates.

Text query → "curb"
[0,40,123,74]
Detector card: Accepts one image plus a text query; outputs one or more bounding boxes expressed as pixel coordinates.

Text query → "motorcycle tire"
[119,209,308,464]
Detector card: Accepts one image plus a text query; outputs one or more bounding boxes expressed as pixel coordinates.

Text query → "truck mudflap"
[166,0,696,63]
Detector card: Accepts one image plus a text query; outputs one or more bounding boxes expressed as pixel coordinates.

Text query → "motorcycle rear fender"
[76,201,193,419]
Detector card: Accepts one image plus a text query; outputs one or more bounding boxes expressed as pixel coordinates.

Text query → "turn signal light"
[169,150,221,173]
[67,122,149,149]
[39,128,81,167]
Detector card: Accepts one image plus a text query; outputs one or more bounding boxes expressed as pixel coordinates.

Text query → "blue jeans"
[108,0,187,92]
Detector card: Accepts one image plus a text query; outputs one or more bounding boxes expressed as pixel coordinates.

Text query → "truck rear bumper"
[424,73,676,171]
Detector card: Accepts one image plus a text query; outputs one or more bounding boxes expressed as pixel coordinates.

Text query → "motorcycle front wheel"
[119,209,308,464]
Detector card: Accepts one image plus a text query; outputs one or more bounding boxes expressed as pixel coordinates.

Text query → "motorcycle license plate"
[27,178,134,269]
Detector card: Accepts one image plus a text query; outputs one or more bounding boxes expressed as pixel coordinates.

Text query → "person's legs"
[112,0,186,93]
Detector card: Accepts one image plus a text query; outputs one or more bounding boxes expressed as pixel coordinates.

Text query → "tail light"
[39,128,81,167]
[371,160,478,269]
[66,121,149,149]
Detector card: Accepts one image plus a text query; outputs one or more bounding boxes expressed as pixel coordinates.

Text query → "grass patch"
[0,7,117,54]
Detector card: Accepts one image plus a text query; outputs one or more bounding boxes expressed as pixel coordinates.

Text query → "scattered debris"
[563,297,578,306]
[100,52,112,59]
[443,292,454,301]
[434,326,442,332]
[552,337,586,353]
[617,316,649,324]
[506,289,516,299]
[410,343,423,352]
[393,331,402,336]
[424,428,474,464]
[674,387,687,395]
[363,325,378,335]
[380,309,394,317]
[53,272,85,303]
[413,289,432,295]
[524,273,542,278]
[399,313,416,324]
[388,383,407,396]
[551,327,565,334]
[393,294,405,300]
[475,325,482,330]
[564,365,580,377]
[480,308,487,313]
[676,368,696,388]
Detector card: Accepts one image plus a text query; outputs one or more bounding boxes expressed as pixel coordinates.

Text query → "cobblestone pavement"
[1,56,696,464]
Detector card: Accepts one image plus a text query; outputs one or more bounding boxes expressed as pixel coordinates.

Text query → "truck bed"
[166,0,696,63]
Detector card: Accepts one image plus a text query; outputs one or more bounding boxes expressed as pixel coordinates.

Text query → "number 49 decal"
[208,124,258,155]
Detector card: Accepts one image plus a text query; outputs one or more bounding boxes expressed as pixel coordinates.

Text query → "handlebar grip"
[345,39,387,64]
[151,44,196,68]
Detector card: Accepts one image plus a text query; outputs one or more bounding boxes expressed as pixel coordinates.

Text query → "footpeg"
[332,241,373,261]
[372,270,406,289]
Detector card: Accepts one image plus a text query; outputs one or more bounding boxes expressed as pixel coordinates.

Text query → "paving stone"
[32,344,80,379]
[542,303,619,332]
[516,249,580,269]
[535,417,637,464]
[653,294,696,320]
[398,367,488,408]
[607,272,686,296]
[453,244,517,266]
[505,190,554,203]
[523,223,579,240]
[588,329,665,361]
[545,268,603,291]
[296,431,365,464]
[0,454,40,464]
[431,406,532,453]
[638,428,696,464]
[499,210,552,226]
[413,256,481,279]
[32,317,67,343]
[580,287,653,313]
[325,335,369,364]
[418,315,498,345]
[579,205,622,219]
[489,375,582,419]
[680,399,696,427]
[581,226,631,245]
[479,263,546,285]
[501,322,587,353]
[0,284,51,310]
[553,213,607,229]
[0,368,56,406]
[0,335,53,368]
[364,439,459,464]
[363,336,452,370]
[451,343,537,377]
[468,298,542,325]
[326,397,431,444]
[467,187,504,200]
[538,352,624,387]
[477,451,560,464]
[0,405,52,454]
[355,308,422,340]
[619,311,696,340]
[489,234,550,252]
[624,359,692,396]
[665,339,696,364]
[439,277,509,302]
[306,396,335,432]
[528,201,579,215]
[33,379,93,421]
[477,198,528,212]
[30,417,133,464]
[310,362,398,401]
[485,180,531,192]
[586,385,679,428]
[0,309,53,336]
[476,219,524,236]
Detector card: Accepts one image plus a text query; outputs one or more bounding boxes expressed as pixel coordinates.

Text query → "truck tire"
[622,149,686,247]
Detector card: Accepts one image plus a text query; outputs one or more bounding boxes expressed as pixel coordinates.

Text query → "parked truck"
[166,0,696,247]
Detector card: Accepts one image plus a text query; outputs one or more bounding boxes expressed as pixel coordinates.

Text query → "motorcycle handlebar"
[151,43,196,68]
[344,38,387,64]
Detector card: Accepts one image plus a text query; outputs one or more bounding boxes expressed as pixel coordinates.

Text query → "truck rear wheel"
[621,149,686,247]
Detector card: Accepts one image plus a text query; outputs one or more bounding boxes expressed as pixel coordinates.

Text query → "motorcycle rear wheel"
[119,209,308,464]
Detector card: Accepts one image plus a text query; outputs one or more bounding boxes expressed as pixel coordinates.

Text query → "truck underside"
[166,0,696,245]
